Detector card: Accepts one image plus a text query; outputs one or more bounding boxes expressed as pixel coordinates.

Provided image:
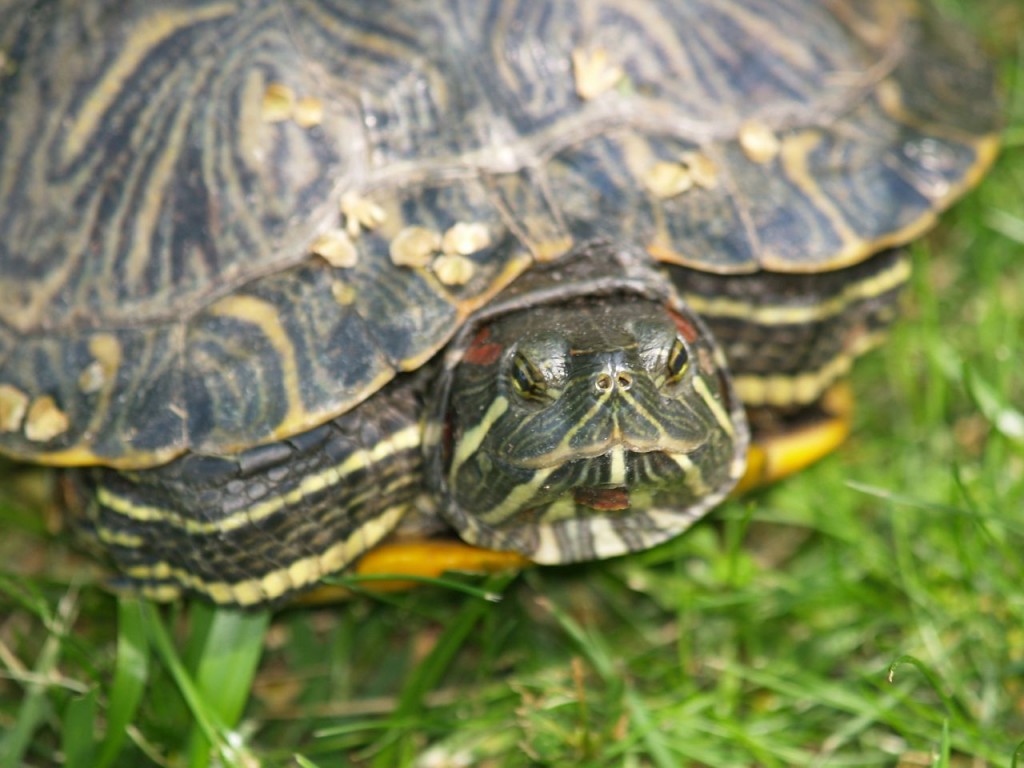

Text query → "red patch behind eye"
[462,326,504,366]
[574,487,630,511]
[667,306,700,343]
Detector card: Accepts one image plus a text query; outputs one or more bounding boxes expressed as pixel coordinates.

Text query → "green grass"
[2,4,1023,766]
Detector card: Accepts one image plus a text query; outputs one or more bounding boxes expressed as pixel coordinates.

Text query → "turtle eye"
[507,335,569,403]
[510,351,550,401]
[665,337,690,383]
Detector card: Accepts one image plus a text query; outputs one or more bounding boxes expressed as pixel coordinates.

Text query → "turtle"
[0,0,999,606]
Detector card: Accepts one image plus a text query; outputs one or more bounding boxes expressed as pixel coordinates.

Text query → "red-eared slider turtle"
[0,0,999,605]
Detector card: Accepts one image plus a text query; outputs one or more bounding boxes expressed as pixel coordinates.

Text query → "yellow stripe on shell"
[62,4,235,162]
[205,294,305,442]
[96,423,421,533]
[773,130,865,268]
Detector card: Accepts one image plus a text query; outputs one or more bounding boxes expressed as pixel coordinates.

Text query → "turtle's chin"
[442,448,732,563]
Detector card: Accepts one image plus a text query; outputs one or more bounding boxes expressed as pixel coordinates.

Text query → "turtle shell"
[0,0,999,469]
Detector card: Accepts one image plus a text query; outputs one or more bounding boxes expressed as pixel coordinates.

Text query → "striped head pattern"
[433,292,749,563]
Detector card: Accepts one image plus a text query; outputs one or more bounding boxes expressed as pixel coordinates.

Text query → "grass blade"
[95,596,151,768]
[140,601,262,768]
[62,686,98,768]
[186,603,270,767]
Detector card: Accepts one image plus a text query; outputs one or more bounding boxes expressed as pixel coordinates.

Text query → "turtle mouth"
[572,485,631,511]
[508,435,702,470]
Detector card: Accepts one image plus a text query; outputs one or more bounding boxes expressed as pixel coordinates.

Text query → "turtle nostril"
[595,370,633,394]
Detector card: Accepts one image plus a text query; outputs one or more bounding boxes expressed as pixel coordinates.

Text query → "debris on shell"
[24,396,70,443]
[572,47,624,100]
[536,236,574,262]
[0,384,28,433]
[77,361,107,394]
[432,253,476,286]
[738,120,780,164]
[441,222,491,256]
[390,226,442,267]
[262,83,295,123]
[679,151,719,190]
[78,334,121,396]
[341,192,386,238]
[876,78,903,116]
[390,220,490,277]
[293,96,324,128]
[311,229,359,269]
[644,161,694,199]
[261,83,324,129]
[330,280,356,306]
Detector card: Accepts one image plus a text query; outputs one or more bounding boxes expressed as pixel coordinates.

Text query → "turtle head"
[431,292,748,563]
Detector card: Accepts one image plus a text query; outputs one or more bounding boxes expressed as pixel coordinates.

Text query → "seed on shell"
[24,395,70,443]
[679,151,719,189]
[390,226,442,267]
[341,192,386,237]
[644,161,695,199]
[571,47,624,101]
[293,96,324,128]
[0,384,28,433]
[738,120,780,164]
[331,280,356,306]
[311,229,359,268]
[432,253,476,286]
[262,82,295,123]
[441,222,491,256]
[78,361,106,394]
